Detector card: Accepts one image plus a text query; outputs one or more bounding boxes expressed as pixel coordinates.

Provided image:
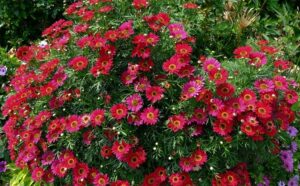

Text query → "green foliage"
[0,48,20,185]
[0,0,75,48]
[0,163,53,186]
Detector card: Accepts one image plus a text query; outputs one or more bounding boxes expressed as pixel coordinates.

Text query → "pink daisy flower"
[273,75,288,91]
[31,167,44,182]
[249,52,267,67]
[179,157,194,172]
[112,140,131,160]
[254,79,274,93]
[181,80,202,98]
[90,109,105,126]
[202,58,221,72]
[176,64,195,78]
[93,173,109,186]
[66,115,82,133]
[41,151,55,166]
[134,76,150,92]
[125,93,143,112]
[140,106,159,125]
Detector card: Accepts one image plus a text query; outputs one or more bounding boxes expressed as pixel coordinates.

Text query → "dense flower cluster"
[1,0,299,185]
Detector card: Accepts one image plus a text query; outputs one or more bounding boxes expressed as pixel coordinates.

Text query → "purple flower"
[263,176,270,186]
[0,161,7,172]
[280,150,294,172]
[0,65,7,76]
[287,126,298,137]
[278,181,286,186]
[288,175,299,186]
[290,141,298,153]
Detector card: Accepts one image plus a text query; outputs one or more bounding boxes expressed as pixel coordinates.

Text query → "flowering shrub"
[2,1,299,185]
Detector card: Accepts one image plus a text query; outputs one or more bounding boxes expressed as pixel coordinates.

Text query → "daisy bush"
[2,0,299,185]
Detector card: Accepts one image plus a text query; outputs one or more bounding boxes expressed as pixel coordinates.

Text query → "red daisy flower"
[63,154,78,169]
[167,114,187,132]
[216,82,235,98]
[183,2,199,9]
[140,106,159,125]
[262,120,277,137]
[241,122,255,136]
[208,98,224,116]
[104,29,119,42]
[240,88,256,103]
[213,119,233,136]
[66,115,82,133]
[112,140,131,160]
[90,109,105,126]
[100,145,113,159]
[273,75,288,91]
[68,56,89,71]
[191,149,207,166]
[162,59,181,74]
[154,167,167,183]
[208,68,228,84]
[124,147,147,169]
[142,173,161,186]
[233,45,252,58]
[284,90,298,104]
[255,101,272,119]
[132,0,148,10]
[93,173,109,186]
[73,162,89,181]
[131,45,151,59]
[31,167,44,182]
[145,33,159,46]
[274,59,291,71]
[16,46,34,62]
[145,86,164,103]
[43,169,54,183]
[226,98,246,114]
[217,107,234,122]
[169,173,184,186]
[82,130,95,145]
[138,59,154,72]
[110,103,128,120]
[111,180,130,186]
[175,43,192,56]
[221,171,239,186]
[190,108,208,125]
